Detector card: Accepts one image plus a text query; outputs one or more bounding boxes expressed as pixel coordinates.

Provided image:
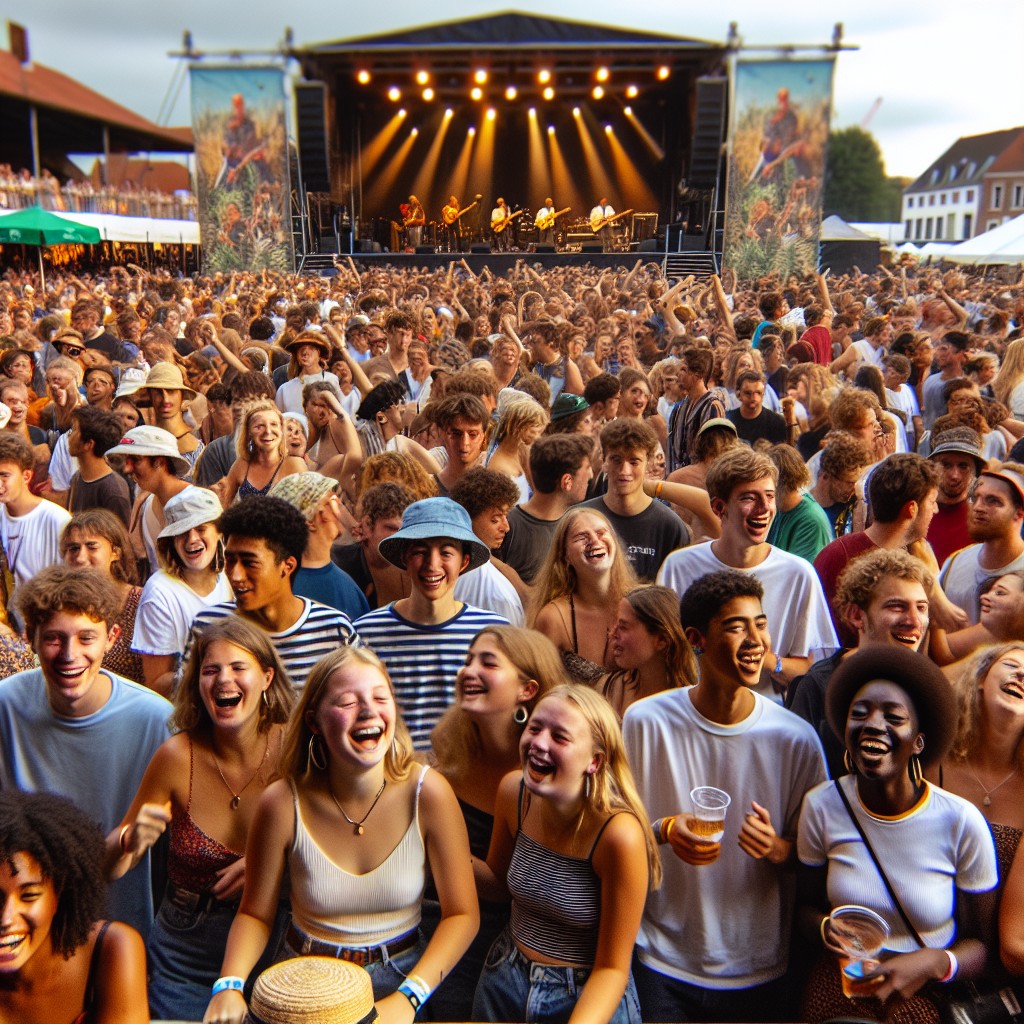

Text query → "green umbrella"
[0,205,102,288]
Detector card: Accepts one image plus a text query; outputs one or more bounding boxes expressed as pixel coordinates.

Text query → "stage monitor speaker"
[471,243,491,253]
[356,239,381,254]
[682,234,706,252]
[415,245,434,254]
[535,244,556,254]
[688,76,727,190]
[318,233,339,255]
[582,243,603,253]
[638,239,659,253]
[295,82,331,193]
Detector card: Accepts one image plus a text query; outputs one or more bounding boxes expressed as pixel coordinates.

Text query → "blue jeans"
[284,925,426,1001]
[632,955,791,1023]
[473,928,642,1024]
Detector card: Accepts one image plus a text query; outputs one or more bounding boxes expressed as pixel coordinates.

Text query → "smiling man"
[354,497,509,749]
[659,447,837,699]
[623,570,826,1022]
[0,566,171,937]
[186,495,357,691]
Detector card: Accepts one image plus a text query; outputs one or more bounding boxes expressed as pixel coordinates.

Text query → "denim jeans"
[284,925,426,1001]
[473,928,642,1024]
[632,955,791,1023]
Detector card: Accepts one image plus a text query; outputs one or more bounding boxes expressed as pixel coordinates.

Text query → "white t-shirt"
[657,541,839,669]
[48,431,78,491]
[454,561,524,626]
[276,372,342,415]
[132,570,234,656]
[623,687,827,987]
[940,543,1024,625]
[798,775,997,952]
[0,498,71,588]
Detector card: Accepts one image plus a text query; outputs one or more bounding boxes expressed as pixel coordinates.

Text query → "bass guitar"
[493,209,524,234]
[442,194,483,225]
[536,207,571,232]
[590,208,634,232]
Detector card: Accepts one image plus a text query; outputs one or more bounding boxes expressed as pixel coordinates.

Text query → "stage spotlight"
[474,69,488,84]
[592,85,604,99]
[444,108,454,118]
[528,107,536,117]
[486,108,496,121]
[596,67,609,82]
[468,126,476,136]
[422,87,435,101]
[411,127,419,136]
[604,124,612,134]
[387,86,400,101]
[626,84,638,98]
[547,125,555,135]
[471,86,483,101]
[657,65,670,80]
[505,85,517,100]
[416,70,429,85]
[356,70,371,85]
[542,86,554,101]
[572,107,580,117]
[398,109,406,118]
[624,106,633,116]
[538,68,551,84]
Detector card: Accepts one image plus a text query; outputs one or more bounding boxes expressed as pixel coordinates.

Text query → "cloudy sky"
[6,0,1022,178]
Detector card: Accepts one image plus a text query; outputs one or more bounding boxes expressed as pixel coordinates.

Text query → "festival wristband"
[939,949,958,983]
[118,824,132,854]
[398,973,432,1012]
[212,976,245,995]
[774,653,783,675]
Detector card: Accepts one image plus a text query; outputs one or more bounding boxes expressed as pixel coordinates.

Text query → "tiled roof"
[905,127,1024,194]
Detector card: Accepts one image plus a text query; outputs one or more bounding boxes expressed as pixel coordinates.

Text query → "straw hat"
[284,330,331,359]
[245,957,377,1024]
[144,361,198,400]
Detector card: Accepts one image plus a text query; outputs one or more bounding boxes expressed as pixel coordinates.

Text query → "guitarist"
[589,196,616,252]
[441,195,462,252]
[535,197,557,248]
[403,194,425,248]
[490,197,511,252]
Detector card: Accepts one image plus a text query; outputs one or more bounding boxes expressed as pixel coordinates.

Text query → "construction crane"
[860,98,883,131]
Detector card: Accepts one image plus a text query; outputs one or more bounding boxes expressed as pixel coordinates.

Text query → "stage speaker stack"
[295,82,331,194]
[688,77,727,190]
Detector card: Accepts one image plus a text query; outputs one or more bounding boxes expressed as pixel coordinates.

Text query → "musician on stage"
[491,197,510,252]
[441,195,462,252]
[590,196,616,252]
[404,194,425,248]
[535,197,556,248]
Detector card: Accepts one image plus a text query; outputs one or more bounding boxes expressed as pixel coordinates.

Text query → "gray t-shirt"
[499,505,563,584]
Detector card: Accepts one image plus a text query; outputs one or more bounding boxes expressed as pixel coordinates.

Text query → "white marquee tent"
[944,213,1024,265]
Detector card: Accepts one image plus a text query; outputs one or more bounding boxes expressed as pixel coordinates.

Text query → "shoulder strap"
[588,810,628,858]
[834,780,927,948]
[83,919,113,1015]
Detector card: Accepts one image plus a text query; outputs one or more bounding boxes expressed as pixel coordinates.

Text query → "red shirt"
[927,501,970,567]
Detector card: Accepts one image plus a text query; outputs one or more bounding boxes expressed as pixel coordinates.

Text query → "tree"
[824,127,902,222]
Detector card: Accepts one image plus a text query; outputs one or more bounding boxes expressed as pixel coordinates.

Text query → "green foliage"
[824,126,902,222]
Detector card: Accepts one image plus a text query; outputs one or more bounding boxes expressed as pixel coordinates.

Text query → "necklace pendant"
[231,795,241,810]
[356,824,365,836]
[984,795,992,807]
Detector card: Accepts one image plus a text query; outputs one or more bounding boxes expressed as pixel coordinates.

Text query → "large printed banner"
[724,58,835,280]
[190,66,293,274]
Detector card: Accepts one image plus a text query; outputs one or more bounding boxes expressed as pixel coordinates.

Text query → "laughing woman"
[106,617,294,1022]
[473,684,659,1024]
[203,646,478,1024]
[217,400,307,506]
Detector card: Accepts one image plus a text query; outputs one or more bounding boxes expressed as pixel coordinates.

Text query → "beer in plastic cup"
[682,786,731,858]
[824,905,890,998]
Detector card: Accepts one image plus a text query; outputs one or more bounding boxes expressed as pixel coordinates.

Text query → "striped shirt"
[187,598,357,692]
[354,602,509,749]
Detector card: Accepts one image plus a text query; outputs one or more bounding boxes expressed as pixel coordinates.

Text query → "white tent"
[944,213,1024,265]
[50,212,200,246]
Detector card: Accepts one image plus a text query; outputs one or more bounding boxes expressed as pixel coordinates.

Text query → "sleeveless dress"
[237,458,284,500]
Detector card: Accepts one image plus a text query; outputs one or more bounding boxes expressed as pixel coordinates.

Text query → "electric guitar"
[493,209,524,234]
[442,194,483,225]
[590,208,634,232]
[536,207,571,231]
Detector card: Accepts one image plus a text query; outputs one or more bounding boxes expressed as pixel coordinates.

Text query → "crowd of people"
[0,253,1023,1024]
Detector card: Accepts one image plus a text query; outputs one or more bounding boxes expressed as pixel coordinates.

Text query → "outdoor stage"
[337,249,662,275]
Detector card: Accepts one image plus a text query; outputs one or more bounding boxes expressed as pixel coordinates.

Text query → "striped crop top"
[507,796,621,966]
[288,766,427,947]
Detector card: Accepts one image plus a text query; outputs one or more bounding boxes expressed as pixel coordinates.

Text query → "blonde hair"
[530,684,661,889]
[358,451,439,502]
[280,647,415,783]
[495,391,547,445]
[993,338,1024,407]
[528,508,637,624]
[237,399,288,462]
[948,643,1024,770]
[430,627,569,781]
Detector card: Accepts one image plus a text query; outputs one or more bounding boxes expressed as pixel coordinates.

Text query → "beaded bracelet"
[212,976,245,996]
[398,973,432,1012]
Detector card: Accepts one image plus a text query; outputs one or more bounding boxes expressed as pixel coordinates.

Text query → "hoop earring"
[909,754,924,788]
[308,734,327,771]
[513,706,528,726]
[844,750,857,776]
[262,690,270,708]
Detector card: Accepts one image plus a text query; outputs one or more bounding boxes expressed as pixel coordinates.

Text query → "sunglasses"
[56,343,84,356]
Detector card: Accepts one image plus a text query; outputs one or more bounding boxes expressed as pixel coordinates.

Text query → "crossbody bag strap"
[834,780,927,948]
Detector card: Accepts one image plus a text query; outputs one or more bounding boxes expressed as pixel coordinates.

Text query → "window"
[931,168,941,184]
[963,213,972,238]
[905,219,912,238]
[967,189,975,202]
[935,219,943,239]
[1014,185,1023,208]
[915,219,923,240]
[940,193,947,205]
[993,184,1003,208]
[953,191,960,203]
[928,194,936,206]
[988,220,999,231]
[925,217,933,239]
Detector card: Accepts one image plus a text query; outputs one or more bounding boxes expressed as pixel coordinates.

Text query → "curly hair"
[528,508,636,624]
[358,451,439,502]
[218,495,308,567]
[820,432,873,480]
[60,510,139,587]
[430,626,569,781]
[829,387,881,432]
[280,647,415,783]
[358,481,417,525]
[172,617,295,736]
[834,547,933,631]
[679,569,764,636]
[599,417,657,458]
[0,790,106,958]
[450,467,521,521]
[0,430,33,471]
[17,565,122,641]
[949,643,1024,769]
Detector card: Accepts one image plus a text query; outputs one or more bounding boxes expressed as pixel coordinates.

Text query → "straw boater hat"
[143,362,197,401]
[245,957,377,1024]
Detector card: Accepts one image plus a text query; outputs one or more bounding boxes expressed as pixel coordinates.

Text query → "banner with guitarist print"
[190,65,293,274]
[723,58,835,279]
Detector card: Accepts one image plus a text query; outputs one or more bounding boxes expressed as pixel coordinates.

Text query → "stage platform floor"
[318,250,664,275]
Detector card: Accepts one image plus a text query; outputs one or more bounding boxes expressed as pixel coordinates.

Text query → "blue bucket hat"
[378,497,490,573]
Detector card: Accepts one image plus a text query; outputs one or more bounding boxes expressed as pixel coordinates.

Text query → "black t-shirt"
[330,541,377,607]
[68,470,132,526]
[578,495,690,582]
[499,505,562,585]
[87,330,131,364]
[726,407,788,446]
